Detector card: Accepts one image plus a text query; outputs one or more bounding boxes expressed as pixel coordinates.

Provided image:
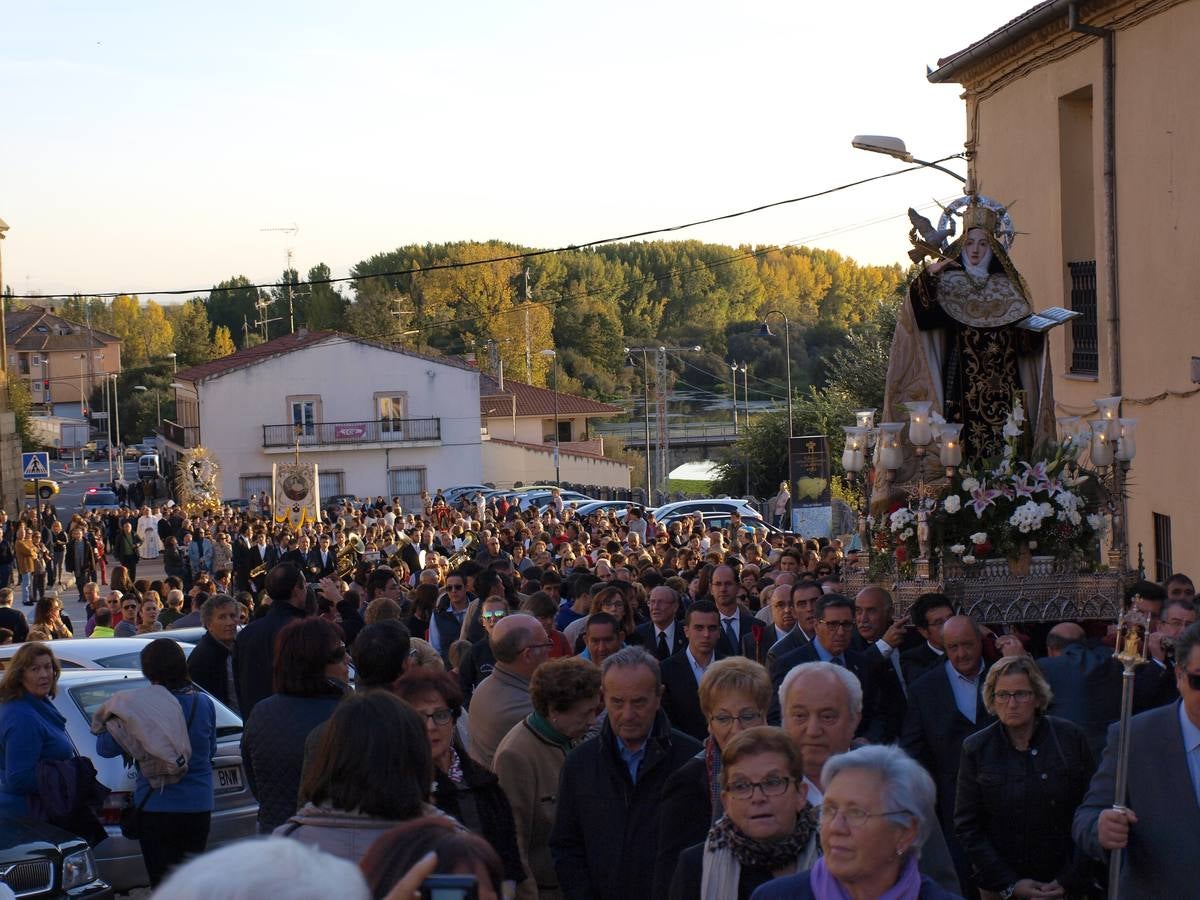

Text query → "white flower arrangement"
[962,477,980,493]
[889,508,914,532]
[970,532,988,545]
[949,543,966,556]
[1009,500,1053,534]
[943,495,962,514]
[899,528,914,541]
[962,554,976,564]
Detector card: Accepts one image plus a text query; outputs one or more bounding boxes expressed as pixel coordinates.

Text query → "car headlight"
[63,847,98,890]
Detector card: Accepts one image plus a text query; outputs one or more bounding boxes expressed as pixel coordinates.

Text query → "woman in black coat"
[395,667,527,892]
[954,656,1097,899]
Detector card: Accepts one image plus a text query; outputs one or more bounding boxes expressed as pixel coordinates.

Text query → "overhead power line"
[11,155,964,301]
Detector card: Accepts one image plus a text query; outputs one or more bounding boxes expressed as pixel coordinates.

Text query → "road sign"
[22,452,50,480]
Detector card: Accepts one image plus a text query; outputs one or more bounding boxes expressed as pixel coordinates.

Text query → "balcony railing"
[262,418,441,448]
[162,420,200,449]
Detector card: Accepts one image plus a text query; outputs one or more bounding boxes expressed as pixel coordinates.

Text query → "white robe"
[138,514,162,559]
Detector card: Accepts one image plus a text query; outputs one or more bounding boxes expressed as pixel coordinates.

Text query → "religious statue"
[174,447,222,514]
[872,196,1058,512]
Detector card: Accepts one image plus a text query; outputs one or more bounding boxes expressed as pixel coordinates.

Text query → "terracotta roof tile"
[479,375,622,419]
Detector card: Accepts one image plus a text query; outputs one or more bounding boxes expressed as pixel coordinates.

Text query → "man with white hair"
[779,660,961,894]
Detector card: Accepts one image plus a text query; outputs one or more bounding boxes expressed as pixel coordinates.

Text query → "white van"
[137,453,161,479]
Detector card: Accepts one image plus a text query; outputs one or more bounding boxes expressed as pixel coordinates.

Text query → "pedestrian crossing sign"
[22,452,50,480]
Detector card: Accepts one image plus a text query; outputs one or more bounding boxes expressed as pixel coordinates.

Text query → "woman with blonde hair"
[0,643,73,815]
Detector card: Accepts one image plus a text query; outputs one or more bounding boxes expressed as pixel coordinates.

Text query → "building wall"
[962,0,1200,576]
[483,439,631,490]
[484,413,589,445]
[11,343,122,411]
[192,339,482,499]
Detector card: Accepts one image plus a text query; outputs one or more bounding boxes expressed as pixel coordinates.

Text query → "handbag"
[118,689,199,840]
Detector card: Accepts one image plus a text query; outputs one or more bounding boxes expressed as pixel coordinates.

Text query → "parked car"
[440,484,493,504]
[652,498,763,522]
[574,500,633,519]
[80,489,121,514]
[23,479,60,499]
[684,512,787,536]
[0,639,195,673]
[52,670,257,891]
[519,490,593,511]
[122,444,144,460]
[0,817,111,898]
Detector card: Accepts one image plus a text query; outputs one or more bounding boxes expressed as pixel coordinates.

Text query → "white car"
[0,638,194,672]
[652,498,763,522]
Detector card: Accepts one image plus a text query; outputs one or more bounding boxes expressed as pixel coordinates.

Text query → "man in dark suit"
[231,524,254,592]
[852,585,910,744]
[901,615,995,894]
[741,583,797,664]
[710,564,757,658]
[248,529,277,595]
[1073,621,1200,897]
[306,533,339,581]
[634,585,686,661]
[900,592,955,685]
[768,594,871,728]
[1138,597,1198,709]
[765,581,821,669]
[659,600,723,740]
[1036,622,1123,760]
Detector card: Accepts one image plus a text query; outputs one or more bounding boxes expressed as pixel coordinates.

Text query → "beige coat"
[493,718,570,900]
[466,663,532,770]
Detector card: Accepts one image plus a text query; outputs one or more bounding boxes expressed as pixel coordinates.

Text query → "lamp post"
[760,311,793,528]
[539,349,560,486]
[740,362,751,496]
[77,353,88,418]
[850,135,968,184]
[624,347,653,501]
[110,374,121,455]
[730,362,739,433]
[133,385,161,427]
[168,352,177,375]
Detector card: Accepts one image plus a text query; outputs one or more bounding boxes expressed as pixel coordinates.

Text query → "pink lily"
[1021,460,1050,491]
[969,486,1001,517]
[1010,471,1036,499]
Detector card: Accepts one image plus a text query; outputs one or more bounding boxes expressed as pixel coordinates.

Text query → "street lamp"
[77,353,88,418]
[760,311,793,528]
[850,135,968,184]
[167,352,177,375]
[539,349,560,486]
[133,385,161,427]
[730,362,739,433]
[625,346,653,501]
[110,374,121,450]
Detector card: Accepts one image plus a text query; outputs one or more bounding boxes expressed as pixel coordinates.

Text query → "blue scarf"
[809,853,922,900]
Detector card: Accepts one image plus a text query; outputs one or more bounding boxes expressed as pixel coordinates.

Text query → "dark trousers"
[139,810,211,887]
[120,555,139,581]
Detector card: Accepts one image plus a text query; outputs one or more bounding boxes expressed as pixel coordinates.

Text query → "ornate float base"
[844,568,1131,624]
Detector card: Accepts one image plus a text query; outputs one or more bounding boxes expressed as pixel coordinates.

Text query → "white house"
[161,330,482,507]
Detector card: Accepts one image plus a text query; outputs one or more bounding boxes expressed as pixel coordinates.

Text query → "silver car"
[52,670,257,892]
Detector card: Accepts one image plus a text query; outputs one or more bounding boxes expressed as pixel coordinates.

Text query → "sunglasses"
[481,610,507,622]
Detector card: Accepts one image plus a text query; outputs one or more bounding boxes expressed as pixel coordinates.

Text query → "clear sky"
[1,0,1034,299]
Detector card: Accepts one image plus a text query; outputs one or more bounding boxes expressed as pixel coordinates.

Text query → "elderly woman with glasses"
[654,658,773,896]
[753,744,960,899]
[394,667,529,897]
[953,656,1095,900]
[670,727,818,900]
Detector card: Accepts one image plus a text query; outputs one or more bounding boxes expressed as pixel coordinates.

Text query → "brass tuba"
[445,531,479,571]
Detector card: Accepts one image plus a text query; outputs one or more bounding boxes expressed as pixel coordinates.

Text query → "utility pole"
[254,294,281,343]
[730,361,739,433]
[261,225,299,333]
[522,267,532,383]
[242,315,251,347]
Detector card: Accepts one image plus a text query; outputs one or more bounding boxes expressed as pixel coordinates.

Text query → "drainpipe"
[1069,2,1120,397]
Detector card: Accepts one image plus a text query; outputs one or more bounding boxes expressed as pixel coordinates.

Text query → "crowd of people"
[0,487,1197,898]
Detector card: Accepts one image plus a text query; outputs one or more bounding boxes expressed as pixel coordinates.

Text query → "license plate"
[215,765,243,793]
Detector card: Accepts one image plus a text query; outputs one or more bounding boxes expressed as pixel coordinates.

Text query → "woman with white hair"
[751,745,962,899]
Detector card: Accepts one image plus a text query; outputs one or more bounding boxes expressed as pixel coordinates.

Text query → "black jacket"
[767,640,871,730]
[954,715,1095,892]
[659,652,711,741]
[458,638,495,709]
[900,662,995,832]
[1035,643,1123,760]
[900,642,945,685]
[432,746,527,888]
[233,601,308,719]
[550,710,702,900]
[764,626,811,670]
[668,842,776,900]
[714,609,760,658]
[852,634,909,745]
[653,754,712,897]
[634,621,686,661]
[187,631,236,710]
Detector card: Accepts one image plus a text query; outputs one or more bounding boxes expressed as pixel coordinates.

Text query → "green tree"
[212,325,236,357]
[169,298,217,366]
[6,375,35,450]
[304,264,347,331]
[206,276,265,348]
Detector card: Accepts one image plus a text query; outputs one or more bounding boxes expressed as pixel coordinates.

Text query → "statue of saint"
[873,197,1056,511]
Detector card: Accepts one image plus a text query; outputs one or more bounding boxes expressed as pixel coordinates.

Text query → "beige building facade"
[930,0,1200,579]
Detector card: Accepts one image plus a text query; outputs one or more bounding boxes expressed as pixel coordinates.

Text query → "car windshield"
[95,645,194,669]
[68,678,243,738]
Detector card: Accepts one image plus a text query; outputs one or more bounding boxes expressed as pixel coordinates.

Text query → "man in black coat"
[233,563,311,718]
[900,592,955,685]
[764,581,821,668]
[659,600,722,740]
[1035,622,1123,759]
[851,585,910,744]
[305,533,338,581]
[633,585,686,661]
[901,614,995,894]
[550,646,702,900]
[709,564,758,658]
[187,594,241,712]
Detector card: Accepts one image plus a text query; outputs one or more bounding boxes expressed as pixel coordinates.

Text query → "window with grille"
[388,467,427,513]
[1068,260,1098,376]
[240,475,271,500]
[1153,513,1173,584]
[318,471,345,499]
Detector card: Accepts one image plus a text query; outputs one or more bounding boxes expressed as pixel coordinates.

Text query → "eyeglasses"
[820,804,909,829]
[447,584,465,591]
[422,708,454,726]
[820,620,856,631]
[725,775,793,800]
[523,641,554,653]
[123,605,137,612]
[993,690,1035,704]
[481,610,507,621]
[709,711,764,728]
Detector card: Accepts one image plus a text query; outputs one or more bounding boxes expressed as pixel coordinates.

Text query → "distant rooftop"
[480,374,622,419]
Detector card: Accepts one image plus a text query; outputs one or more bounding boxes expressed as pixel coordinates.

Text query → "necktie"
[657,630,670,660]
[831,656,845,668]
[723,617,738,653]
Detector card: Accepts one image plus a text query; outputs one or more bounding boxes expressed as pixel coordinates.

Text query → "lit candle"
[905,401,933,447]
[1094,396,1121,440]
[1089,418,1114,466]
[841,426,867,473]
[1116,418,1137,462]
[879,423,904,470]
[938,423,964,468]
